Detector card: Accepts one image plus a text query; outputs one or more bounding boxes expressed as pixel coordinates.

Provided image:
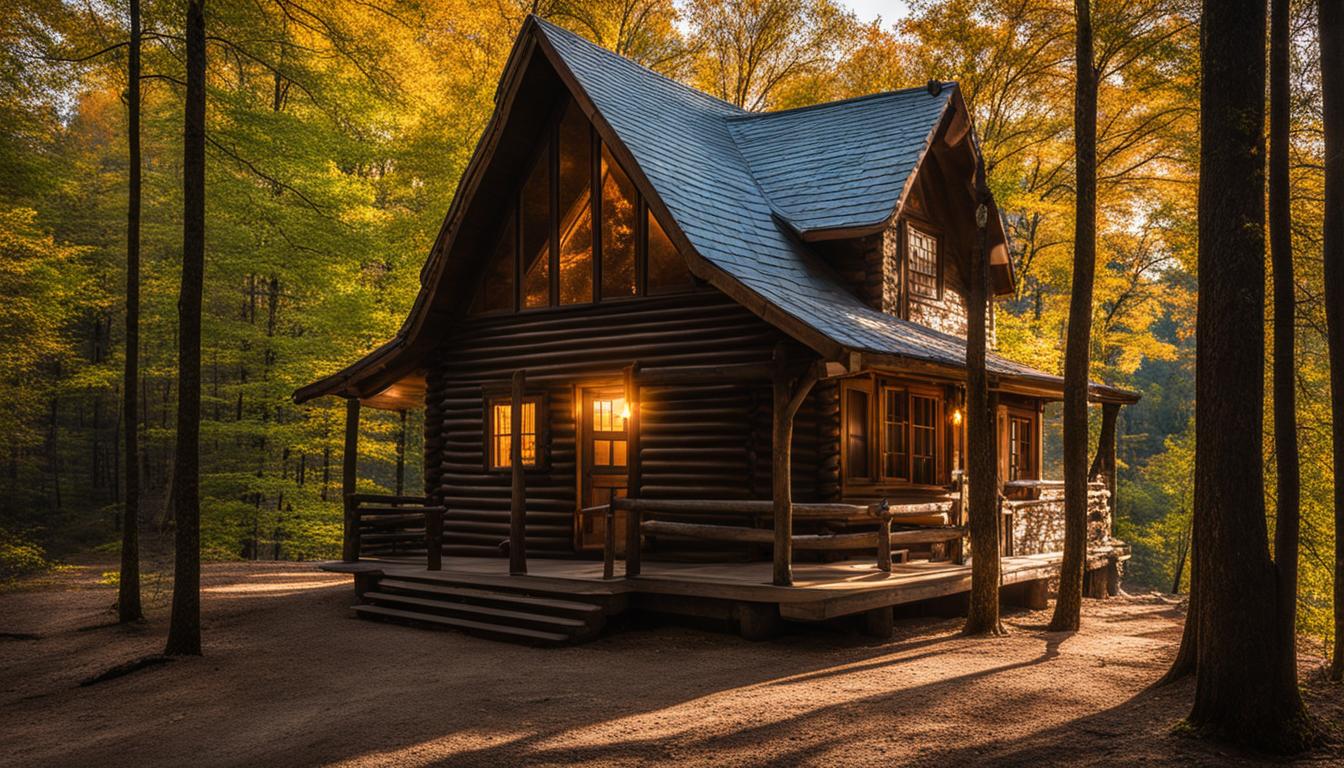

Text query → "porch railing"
[577,496,965,579]
[342,493,446,569]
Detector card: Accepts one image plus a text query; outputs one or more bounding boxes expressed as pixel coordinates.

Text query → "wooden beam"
[341,397,361,562]
[624,362,642,578]
[509,369,527,575]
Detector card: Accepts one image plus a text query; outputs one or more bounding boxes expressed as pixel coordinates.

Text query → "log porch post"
[624,362,642,577]
[771,346,820,587]
[341,396,361,562]
[509,369,527,575]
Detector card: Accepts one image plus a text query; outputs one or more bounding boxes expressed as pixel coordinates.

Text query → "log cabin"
[297,16,1139,644]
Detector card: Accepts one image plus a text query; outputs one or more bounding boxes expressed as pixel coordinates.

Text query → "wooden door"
[577,386,629,550]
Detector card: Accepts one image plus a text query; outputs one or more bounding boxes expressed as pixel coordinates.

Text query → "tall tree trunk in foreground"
[1321,0,1344,684]
[165,0,206,657]
[1187,0,1309,750]
[1051,0,1097,633]
[1269,0,1299,683]
[963,159,1003,636]
[118,0,143,625]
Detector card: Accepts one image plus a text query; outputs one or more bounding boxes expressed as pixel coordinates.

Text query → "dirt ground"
[0,562,1339,767]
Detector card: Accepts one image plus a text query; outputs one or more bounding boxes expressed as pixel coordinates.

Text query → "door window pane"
[646,209,693,295]
[557,103,593,304]
[522,150,551,308]
[882,387,909,480]
[600,145,637,299]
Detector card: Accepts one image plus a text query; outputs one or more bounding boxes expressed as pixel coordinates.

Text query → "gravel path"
[0,561,1338,767]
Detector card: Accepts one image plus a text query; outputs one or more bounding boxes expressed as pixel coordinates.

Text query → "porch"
[323,543,1128,644]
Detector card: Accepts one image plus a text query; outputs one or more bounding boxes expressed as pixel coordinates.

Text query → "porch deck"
[324,545,1125,624]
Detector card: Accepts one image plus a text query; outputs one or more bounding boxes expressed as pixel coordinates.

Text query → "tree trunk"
[963,159,1003,636]
[1320,0,1344,685]
[1186,0,1309,750]
[1051,0,1096,633]
[119,0,143,624]
[165,0,206,658]
[1269,0,1299,685]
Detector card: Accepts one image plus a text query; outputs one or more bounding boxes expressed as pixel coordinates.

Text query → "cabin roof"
[293,17,1139,408]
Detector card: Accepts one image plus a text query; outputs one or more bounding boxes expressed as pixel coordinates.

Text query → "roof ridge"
[529,15,746,115]
[726,82,957,122]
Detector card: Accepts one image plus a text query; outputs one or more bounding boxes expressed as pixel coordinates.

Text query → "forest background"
[0,0,1335,650]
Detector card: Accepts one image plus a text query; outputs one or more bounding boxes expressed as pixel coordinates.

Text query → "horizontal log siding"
[428,291,820,556]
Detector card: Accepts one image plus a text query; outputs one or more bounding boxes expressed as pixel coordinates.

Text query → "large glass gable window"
[469,98,695,314]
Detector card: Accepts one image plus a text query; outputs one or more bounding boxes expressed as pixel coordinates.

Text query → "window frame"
[903,219,943,304]
[482,388,549,473]
[841,374,949,491]
[467,100,697,317]
[1006,409,1038,482]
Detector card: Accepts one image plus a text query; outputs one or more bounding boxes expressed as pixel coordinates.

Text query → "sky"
[841,0,911,24]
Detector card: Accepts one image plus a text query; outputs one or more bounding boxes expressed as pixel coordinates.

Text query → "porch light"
[951,408,963,427]
[621,403,631,421]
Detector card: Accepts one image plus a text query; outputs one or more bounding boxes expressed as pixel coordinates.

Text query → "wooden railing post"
[341,397,361,562]
[771,349,821,587]
[425,506,442,571]
[509,369,527,575]
[875,499,892,572]
[624,363,642,578]
[603,489,616,579]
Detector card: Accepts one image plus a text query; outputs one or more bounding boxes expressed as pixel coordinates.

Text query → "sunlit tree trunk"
[1051,0,1096,633]
[1320,0,1344,685]
[118,0,143,625]
[165,0,206,658]
[963,159,1003,636]
[1186,0,1310,750]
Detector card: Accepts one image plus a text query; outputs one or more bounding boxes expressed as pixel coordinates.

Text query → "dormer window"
[907,222,941,300]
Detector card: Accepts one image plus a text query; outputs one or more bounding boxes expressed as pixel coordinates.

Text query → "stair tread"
[377,579,604,613]
[351,604,571,643]
[363,592,588,628]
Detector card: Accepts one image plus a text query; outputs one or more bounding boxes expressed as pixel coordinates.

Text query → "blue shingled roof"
[533,18,1057,382]
[727,88,952,235]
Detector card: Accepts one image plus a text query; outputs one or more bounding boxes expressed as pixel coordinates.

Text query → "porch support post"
[509,369,527,575]
[771,346,820,587]
[341,397,361,563]
[624,363,642,578]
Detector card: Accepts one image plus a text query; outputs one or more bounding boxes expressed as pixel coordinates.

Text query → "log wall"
[424,290,823,556]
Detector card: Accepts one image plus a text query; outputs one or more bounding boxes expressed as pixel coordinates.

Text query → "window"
[907,223,939,300]
[646,207,694,295]
[557,103,593,305]
[489,398,539,469]
[865,382,945,486]
[845,387,871,479]
[881,388,908,480]
[600,145,637,299]
[590,396,628,468]
[521,152,551,309]
[910,394,939,484]
[473,217,515,314]
[1008,415,1035,481]
[468,99,696,314]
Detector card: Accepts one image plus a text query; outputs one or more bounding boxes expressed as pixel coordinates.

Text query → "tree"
[963,159,1003,636]
[1268,0,1297,683]
[1049,0,1096,633]
[118,0,144,626]
[165,0,206,657]
[684,0,858,110]
[1321,0,1344,684]
[1184,0,1310,750]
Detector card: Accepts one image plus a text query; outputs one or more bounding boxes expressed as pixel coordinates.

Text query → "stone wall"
[1007,482,1111,556]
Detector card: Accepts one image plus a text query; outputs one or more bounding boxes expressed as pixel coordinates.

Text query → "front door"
[577,386,629,550]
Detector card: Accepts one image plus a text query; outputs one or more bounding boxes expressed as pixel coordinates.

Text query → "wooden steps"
[351,574,610,646]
